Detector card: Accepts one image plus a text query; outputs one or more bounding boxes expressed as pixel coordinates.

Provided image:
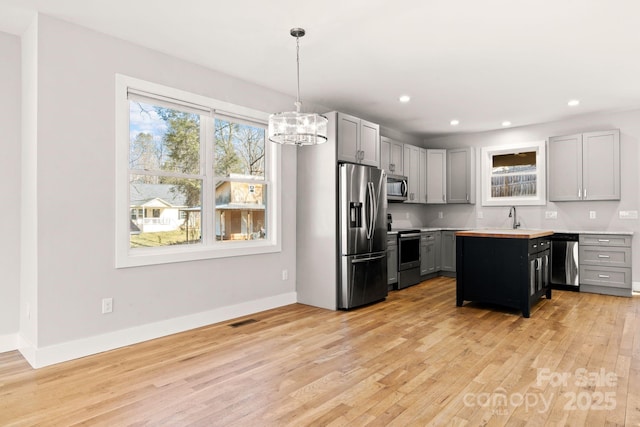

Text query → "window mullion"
[129,169,204,180]
[203,115,215,245]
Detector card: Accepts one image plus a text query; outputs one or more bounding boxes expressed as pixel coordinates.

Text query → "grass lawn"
[130,229,200,248]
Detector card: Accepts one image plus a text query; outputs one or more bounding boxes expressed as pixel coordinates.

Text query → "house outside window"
[116,75,281,267]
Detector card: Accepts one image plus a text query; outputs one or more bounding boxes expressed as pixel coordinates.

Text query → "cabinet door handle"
[578,188,582,198]
[598,274,610,279]
[584,188,587,199]
[598,254,610,258]
[598,239,610,242]
[466,194,469,201]
[442,194,445,202]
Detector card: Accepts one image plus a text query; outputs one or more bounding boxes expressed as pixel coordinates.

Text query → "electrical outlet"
[102,297,113,314]
[545,211,558,219]
[589,211,597,220]
[438,211,444,219]
[282,269,288,281]
[619,210,639,220]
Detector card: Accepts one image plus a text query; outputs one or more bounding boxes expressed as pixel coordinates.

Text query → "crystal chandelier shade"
[268,28,328,146]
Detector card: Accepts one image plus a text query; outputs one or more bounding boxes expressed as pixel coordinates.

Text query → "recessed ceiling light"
[450,119,460,126]
[568,99,580,107]
[502,121,512,127]
[399,95,411,103]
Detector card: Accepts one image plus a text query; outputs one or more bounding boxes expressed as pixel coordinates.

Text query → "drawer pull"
[597,254,611,258]
[598,239,610,242]
[598,274,610,279]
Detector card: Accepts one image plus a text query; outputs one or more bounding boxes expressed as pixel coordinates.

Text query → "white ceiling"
[2,0,640,138]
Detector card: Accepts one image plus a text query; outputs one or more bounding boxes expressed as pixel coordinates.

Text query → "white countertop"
[552,229,633,235]
[387,228,633,236]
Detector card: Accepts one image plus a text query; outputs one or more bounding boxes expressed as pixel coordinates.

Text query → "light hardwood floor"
[1,277,639,426]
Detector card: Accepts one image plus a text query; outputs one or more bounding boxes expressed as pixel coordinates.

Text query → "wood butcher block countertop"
[455,229,554,239]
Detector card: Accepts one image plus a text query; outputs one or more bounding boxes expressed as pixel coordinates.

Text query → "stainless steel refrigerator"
[338,163,388,309]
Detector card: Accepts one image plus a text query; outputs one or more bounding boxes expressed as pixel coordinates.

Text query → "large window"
[116,75,280,267]
[480,141,546,206]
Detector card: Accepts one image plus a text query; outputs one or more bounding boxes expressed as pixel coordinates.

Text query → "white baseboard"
[633,281,640,293]
[20,292,297,369]
[0,333,19,353]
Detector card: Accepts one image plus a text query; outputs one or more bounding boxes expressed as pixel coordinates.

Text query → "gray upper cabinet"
[446,147,475,204]
[336,112,380,167]
[426,149,446,204]
[418,147,427,204]
[380,136,404,175]
[549,130,620,201]
[403,144,423,203]
[583,131,621,200]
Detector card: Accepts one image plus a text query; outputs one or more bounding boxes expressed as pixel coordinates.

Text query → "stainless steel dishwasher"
[550,233,579,291]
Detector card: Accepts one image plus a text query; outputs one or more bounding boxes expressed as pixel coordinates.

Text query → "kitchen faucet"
[509,206,521,229]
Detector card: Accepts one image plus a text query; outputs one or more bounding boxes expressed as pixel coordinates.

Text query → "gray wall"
[2,14,421,365]
[13,14,306,364]
[420,110,640,284]
[0,31,21,347]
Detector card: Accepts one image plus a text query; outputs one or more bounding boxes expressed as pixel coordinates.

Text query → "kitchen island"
[455,229,553,318]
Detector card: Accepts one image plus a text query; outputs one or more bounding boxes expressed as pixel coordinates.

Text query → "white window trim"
[115,74,281,268]
[481,140,546,206]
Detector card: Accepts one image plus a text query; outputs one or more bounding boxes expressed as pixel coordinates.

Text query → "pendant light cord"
[295,35,301,113]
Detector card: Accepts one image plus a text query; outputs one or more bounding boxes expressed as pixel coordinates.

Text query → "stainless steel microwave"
[387,174,408,202]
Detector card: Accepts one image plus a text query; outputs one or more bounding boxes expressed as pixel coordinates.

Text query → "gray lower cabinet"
[420,232,438,275]
[435,231,442,271]
[579,233,632,297]
[441,230,456,275]
[387,234,398,285]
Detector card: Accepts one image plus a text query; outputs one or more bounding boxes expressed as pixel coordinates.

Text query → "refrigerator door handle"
[366,181,376,240]
[351,254,386,263]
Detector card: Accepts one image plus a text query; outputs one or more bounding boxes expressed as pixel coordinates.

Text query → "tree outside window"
[128,100,268,247]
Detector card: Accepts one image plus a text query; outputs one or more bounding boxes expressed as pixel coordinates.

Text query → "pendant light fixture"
[268,28,328,146]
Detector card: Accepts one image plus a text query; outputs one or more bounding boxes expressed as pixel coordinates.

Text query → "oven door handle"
[399,233,421,239]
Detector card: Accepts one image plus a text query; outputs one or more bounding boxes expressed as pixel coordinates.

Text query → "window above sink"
[481,140,546,206]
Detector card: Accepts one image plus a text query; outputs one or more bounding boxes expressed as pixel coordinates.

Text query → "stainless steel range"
[396,229,421,289]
